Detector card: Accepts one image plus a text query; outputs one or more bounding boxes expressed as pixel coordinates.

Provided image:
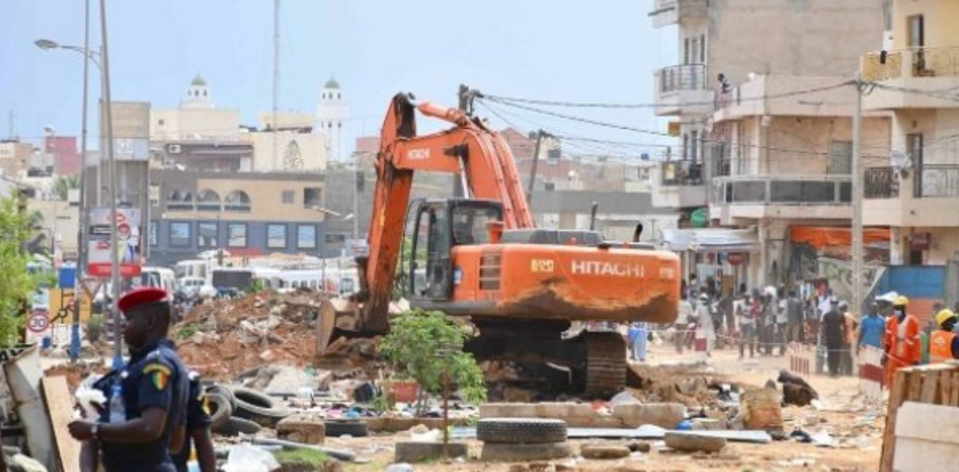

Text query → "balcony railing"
[861,47,959,82]
[864,167,899,199]
[660,160,703,186]
[659,64,707,94]
[711,175,851,205]
[917,165,959,198]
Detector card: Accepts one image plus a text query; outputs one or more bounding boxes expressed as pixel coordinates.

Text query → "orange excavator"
[317,88,680,396]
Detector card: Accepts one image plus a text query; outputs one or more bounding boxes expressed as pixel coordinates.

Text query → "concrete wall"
[892,0,959,49]
[150,108,243,141]
[247,131,327,172]
[709,0,886,84]
[27,200,80,260]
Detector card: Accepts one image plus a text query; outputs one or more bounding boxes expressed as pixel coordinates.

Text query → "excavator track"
[583,331,627,398]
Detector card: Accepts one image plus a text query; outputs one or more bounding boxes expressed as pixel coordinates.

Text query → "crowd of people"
[639,277,959,383]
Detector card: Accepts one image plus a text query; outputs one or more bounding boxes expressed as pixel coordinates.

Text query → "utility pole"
[99,0,122,367]
[71,0,91,361]
[272,0,280,168]
[852,76,864,317]
[526,130,545,207]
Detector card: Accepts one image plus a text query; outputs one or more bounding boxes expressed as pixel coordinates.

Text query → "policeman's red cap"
[118,287,169,314]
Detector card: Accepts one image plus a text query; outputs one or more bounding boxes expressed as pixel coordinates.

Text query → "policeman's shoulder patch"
[143,362,172,376]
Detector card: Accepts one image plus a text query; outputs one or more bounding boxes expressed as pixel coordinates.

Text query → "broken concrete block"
[691,418,723,431]
[741,388,784,431]
[480,403,538,418]
[664,432,726,453]
[627,441,652,453]
[612,403,686,428]
[395,441,468,463]
[276,411,326,445]
[580,444,631,460]
[535,402,596,419]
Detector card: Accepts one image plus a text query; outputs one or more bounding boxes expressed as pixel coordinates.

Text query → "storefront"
[661,228,760,296]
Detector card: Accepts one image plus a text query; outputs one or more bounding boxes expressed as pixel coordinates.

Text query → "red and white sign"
[27,311,50,333]
[858,345,885,404]
[788,342,813,378]
[87,208,142,277]
[727,253,745,266]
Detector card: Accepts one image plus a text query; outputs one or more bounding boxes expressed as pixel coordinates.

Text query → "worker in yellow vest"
[930,309,959,363]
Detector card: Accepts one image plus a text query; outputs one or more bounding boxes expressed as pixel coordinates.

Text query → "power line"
[479,81,854,109]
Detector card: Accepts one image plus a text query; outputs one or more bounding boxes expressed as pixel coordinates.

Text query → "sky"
[0,0,677,158]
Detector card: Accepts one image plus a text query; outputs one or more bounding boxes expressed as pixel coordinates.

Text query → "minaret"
[182,74,214,109]
[316,77,347,161]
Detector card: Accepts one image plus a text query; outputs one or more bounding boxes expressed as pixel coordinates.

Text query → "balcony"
[651,160,707,209]
[654,64,714,116]
[709,175,851,223]
[864,165,959,228]
[649,0,707,28]
[861,47,959,110]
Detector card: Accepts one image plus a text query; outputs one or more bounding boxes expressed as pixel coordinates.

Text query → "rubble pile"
[173,291,329,381]
[627,363,733,408]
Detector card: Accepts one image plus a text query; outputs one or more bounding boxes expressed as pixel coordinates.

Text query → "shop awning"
[661,228,760,253]
[790,227,890,250]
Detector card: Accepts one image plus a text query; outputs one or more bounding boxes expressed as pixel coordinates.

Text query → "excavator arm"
[355,92,534,333]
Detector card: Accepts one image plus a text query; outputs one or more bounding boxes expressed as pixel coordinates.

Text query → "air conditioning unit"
[168,144,182,154]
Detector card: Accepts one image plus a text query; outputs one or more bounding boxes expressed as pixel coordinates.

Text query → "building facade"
[863,0,959,266]
[649,0,889,288]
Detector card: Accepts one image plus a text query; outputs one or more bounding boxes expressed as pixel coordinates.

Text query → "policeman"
[171,371,216,472]
[69,287,189,472]
[930,309,959,363]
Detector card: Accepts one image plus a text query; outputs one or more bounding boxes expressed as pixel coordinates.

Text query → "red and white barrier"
[858,345,885,403]
[788,342,813,378]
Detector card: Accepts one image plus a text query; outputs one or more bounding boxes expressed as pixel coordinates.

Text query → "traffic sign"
[81,277,104,301]
[27,311,50,334]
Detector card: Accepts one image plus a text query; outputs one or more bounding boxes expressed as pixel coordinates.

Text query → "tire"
[481,441,571,462]
[205,384,237,411]
[213,416,262,437]
[476,419,567,444]
[229,386,291,428]
[324,419,369,437]
[205,392,232,431]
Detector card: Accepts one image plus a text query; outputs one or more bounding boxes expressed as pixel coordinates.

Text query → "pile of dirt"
[172,290,329,381]
[44,361,109,393]
[627,363,733,408]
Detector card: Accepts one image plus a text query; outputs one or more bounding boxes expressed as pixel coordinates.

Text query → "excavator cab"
[408,198,503,302]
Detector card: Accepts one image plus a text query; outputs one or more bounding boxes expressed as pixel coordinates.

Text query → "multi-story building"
[0,140,34,179]
[863,0,959,267]
[649,0,889,287]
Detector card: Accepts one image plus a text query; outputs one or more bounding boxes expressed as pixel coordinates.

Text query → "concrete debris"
[664,432,727,453]
[741,387,784,432]
[580,444,631,459]
[276,411,327,445]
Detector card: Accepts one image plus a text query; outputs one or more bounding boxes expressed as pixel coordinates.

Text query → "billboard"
[88,208,142,277]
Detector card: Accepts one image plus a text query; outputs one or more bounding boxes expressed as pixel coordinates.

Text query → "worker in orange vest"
[930,309,959,363]
[883,296,922,387]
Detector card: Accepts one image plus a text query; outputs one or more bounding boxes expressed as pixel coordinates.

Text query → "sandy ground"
[332,342,883,472]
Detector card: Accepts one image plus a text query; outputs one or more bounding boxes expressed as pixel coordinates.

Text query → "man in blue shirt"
[69,287,189,472]
[859,302,885,349]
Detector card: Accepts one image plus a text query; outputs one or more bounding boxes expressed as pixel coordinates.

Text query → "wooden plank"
[920,369,939,403]
[951,373,959,407]
[895,401,959,442]
[940,370,953,406]
[42,376,81,472]
[907,368,923,402]
[881,368,912,472]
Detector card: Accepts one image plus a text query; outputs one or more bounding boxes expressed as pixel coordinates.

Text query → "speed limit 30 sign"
[27,311,50,334]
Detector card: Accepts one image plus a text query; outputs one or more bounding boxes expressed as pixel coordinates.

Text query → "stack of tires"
[477,419,570,461]
[205,385,292,436]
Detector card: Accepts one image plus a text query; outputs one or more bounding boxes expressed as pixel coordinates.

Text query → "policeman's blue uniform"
[171,372,213,472]
[93,339,189,472]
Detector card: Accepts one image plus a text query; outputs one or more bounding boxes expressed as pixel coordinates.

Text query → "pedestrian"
[69,287,189,472]
[738,294,757,358]
[822,298,846,377]
[930,309,959,363]
[859,302,885,350]
[695,293,715,356]
[786,290,804,344]
[840,301,858,375]
[628,322,648,362]
[776,288,788,356]
[675,294,694,353]
[171,371,216,472]
[883,296,922,388]
[761,291,777,356]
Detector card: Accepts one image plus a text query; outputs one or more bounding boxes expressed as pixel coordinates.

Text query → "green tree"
[0,197,36,347]
[379,309,486,415]
[52,175,80,201]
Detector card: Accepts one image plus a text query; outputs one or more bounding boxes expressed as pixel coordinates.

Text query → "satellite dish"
[891,150,913,169]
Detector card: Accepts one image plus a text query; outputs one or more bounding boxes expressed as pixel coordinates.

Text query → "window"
[198,222,219,248]
[282,190,295,204]
[325,233,347,244]
[828,141,852,175]
[158,119,165,127]
[227,223,247,248]
[303,188,322,208]
[149,221,158,247]
[170,222,191,247]
[167,190,194,210]
[267,224,287,249]
[224,190,251,212]
[690,130,699,163]
[297,225,317,249]
[197,190,221,211]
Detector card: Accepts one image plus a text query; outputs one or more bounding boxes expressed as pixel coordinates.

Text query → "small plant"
[379,309,486,416]
[175,322,201,341]
[369,394,390,413]
[86,314,105,343]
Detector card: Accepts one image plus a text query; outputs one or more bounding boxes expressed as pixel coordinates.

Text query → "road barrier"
[858,345,885,403]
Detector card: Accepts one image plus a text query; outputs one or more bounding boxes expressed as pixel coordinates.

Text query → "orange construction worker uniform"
[884,314,921,387]
[930,330,959,363]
